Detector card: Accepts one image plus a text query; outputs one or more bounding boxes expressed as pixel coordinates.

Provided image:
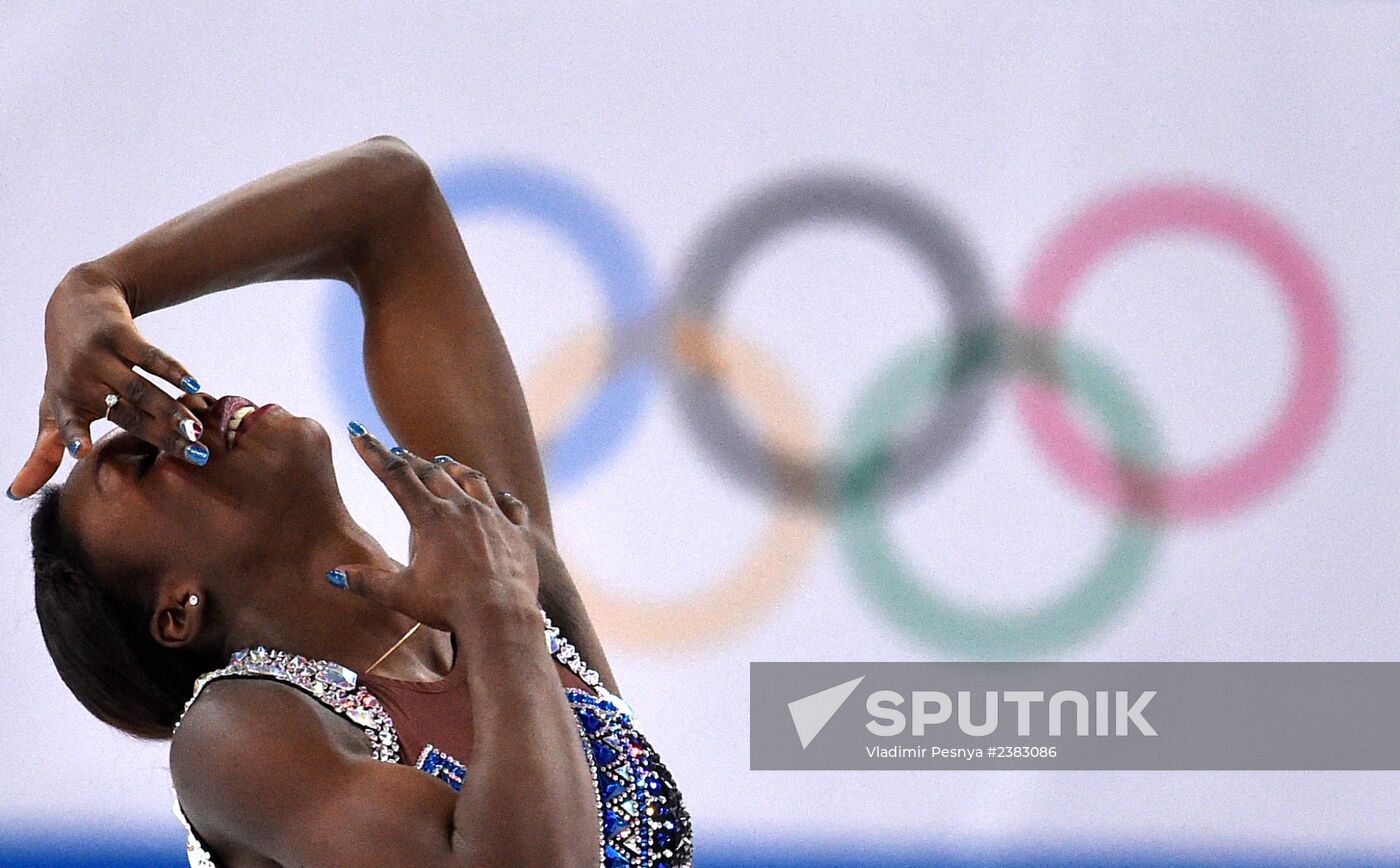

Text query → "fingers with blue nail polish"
[326,568,348,589]
[180,376,201,394]
[67,439,82,457]
[390,446,407,456]
[434,455,453,464]
[184,443,210,466]
[348,421,367,437]
[5,486,20,502]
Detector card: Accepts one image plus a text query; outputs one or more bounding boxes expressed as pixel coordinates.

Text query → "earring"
[186,594,200,607]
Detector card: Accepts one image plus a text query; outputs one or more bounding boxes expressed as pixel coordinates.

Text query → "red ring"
[1013,183,1340,520]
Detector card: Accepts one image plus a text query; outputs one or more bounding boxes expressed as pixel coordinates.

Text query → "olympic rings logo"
[325,162,1341,657]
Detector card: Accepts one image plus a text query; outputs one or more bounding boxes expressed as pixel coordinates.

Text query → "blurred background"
[2,3,1399,866]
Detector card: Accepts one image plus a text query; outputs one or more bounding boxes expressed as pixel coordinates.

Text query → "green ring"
[834,325,1165,658]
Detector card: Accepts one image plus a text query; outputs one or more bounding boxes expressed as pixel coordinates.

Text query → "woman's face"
[58,392,345,638]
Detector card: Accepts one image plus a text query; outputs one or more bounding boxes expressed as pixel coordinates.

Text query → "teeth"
[226,405,256,449]
[228,406,255,431]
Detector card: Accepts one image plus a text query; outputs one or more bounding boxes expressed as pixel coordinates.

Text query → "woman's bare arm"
[80,136,552,526]
[18,135,618,693]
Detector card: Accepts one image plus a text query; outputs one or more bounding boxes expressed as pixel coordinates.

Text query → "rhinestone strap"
[542,609,637,720]
[175,645,401,762]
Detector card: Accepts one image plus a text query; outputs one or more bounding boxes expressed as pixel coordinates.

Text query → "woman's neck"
[219,517,453,679]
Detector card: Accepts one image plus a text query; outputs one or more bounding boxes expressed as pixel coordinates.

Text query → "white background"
[2,3,1398,859]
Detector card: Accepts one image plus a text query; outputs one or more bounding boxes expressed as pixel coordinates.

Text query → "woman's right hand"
[8,261,206,499]
[326,425,540,632]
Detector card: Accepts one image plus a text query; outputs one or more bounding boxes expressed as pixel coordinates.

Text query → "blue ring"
[324,161,659,488]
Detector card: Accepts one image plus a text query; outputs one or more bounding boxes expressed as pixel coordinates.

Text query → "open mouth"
[211,396,267,450]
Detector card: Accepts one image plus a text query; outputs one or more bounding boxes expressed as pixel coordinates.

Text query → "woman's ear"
[150,581,206,648]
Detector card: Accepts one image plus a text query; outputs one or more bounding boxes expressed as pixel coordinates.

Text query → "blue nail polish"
[180,376,201,394]
[5,486,20,501]
[348,421,367,437]
[434,455,452,464]
[184,443,210,466]
[326,568,348,589]
[390,446,407,455]
[67,439,81,457]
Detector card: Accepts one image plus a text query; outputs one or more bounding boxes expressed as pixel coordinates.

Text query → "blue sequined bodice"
[172,612,693,868]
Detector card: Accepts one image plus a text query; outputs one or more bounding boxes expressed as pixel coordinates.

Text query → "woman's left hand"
[327,429,540,632]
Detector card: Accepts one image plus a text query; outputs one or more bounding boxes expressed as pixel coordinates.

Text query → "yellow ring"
[523,319,823,650]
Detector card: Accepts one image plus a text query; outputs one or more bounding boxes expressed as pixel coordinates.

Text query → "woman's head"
[32,392,349,738]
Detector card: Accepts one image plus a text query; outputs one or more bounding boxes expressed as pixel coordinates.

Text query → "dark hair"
[31,484,219,740]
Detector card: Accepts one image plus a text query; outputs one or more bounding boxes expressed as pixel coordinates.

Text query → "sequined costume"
[171,611,693,867]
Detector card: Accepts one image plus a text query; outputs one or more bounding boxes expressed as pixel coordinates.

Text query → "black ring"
[666,171,999,508]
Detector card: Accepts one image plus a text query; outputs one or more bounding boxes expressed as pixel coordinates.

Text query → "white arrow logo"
[787,676,865,749]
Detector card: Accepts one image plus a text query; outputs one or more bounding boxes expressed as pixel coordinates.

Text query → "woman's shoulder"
[169,667,409,864]
[171,647,398,796]
[170,672,386,855]
[170,676,363,795]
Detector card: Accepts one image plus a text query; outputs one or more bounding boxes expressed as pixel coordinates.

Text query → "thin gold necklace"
[363,621,423,675]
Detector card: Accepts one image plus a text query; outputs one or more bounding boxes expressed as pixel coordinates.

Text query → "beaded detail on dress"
[170,610,693,868]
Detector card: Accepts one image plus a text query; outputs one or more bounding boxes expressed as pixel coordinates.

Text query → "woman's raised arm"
[14,135,617,692]
[11,136,430,496]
